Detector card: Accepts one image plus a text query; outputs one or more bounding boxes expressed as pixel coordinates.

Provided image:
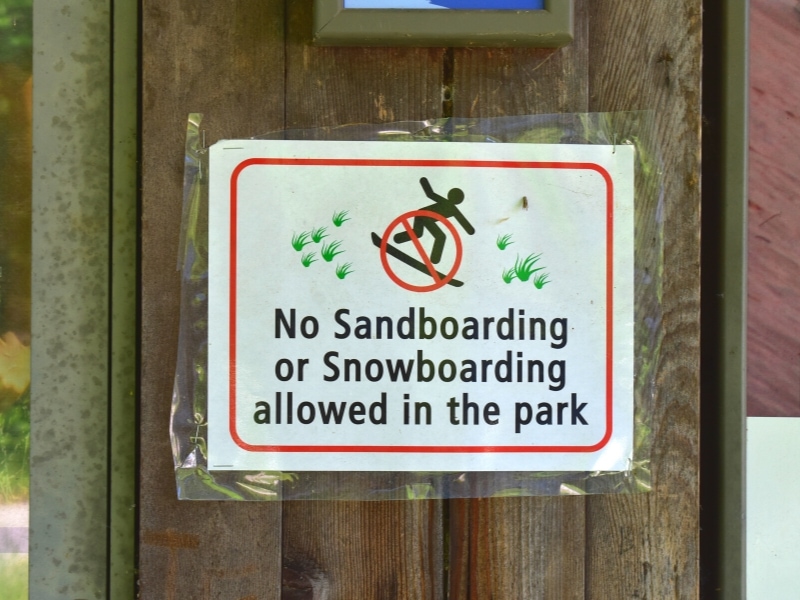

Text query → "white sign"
[208,140,634,472]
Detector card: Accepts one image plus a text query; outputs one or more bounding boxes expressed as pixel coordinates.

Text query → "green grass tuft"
[321,240,345,262]
[291,231,312,251]
[332,210,350,227]
[501,268,517,284]
[335,262,354,279]
[300,252,317,267]
[496,234,514,250]
[311,226,328,243]
[513,253,544,282]
[533,272,551,289]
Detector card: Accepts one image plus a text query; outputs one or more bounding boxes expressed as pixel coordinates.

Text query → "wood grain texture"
[585,2,701,598]
[285,1,445,129]
[747,0,800,416]
[447,3,590,598]
[140,1,701,597]
[280,5,445,599]
[283,499,444,599]
[450,0,589,118]
[449,497,585,600]
[140,2,286,598]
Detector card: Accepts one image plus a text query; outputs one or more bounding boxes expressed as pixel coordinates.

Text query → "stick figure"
[393,177,475,264]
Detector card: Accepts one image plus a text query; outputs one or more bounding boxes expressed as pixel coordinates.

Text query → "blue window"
[344,1,545,9]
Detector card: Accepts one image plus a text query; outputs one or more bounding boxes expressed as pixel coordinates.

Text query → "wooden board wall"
[140,1,701,597]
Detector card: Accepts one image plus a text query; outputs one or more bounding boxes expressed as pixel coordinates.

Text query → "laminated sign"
[208,140,634,472]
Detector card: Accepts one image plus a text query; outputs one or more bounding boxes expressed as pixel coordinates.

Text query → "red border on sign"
[227,158,616,454]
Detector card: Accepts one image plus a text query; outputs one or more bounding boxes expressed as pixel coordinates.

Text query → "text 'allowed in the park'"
[207,140,635,472]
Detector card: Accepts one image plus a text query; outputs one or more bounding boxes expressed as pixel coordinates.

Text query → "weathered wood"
[140,2,286,598]
[449,497,585,600]
[285,1,445,129]
[450,0,589,118]
[585,2,701,598]
[283,499,444,599]
[447,0,702,596]
[140,1,701,597]
[279,4,446,599]
[447,3,590,598]
[747,0,800,416]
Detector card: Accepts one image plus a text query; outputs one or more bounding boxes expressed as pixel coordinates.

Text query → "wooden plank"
[747,0,800,416]
[449,497,585,600]
[139,0,702,597]
[447,2,590,598]
[283,498,444,599]
[284,1,445,129]
[139,2,286,598]
[279,4,446,598]
[585,2,701,598]
[450,0,589,118]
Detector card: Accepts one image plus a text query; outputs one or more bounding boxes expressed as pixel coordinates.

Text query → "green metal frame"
[109,0,138,595]
[718,0,748,595]
[701,0,748,598]
[30,0,137,597]
[313,0,573,46]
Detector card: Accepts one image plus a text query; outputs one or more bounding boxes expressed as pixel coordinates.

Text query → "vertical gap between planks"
[584,495,590,598]
[442,48,455,119]
[441,46,454,599]
[283,0,290,138]
[442,497,450,599]
[440,45,451,599]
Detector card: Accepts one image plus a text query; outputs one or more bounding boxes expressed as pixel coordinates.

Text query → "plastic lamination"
[172,112,662,500]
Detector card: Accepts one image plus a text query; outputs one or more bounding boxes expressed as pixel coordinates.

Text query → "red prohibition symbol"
[379,209,463,292]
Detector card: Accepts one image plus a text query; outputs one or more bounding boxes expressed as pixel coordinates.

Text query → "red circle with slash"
[380,209,463,292]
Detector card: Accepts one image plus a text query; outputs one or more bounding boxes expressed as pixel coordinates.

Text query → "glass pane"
[344,0,545,9]
[0,0,32,596]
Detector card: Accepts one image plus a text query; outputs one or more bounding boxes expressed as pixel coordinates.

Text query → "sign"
[208,140,634,472]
